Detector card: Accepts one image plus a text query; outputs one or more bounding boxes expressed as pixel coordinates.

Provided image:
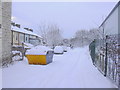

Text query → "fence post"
[104,35,108,77]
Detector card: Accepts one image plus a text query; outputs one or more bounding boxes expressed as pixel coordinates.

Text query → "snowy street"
[2,46,117,88]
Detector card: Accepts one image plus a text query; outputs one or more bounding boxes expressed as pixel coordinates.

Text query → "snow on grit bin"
[26,51,54,65]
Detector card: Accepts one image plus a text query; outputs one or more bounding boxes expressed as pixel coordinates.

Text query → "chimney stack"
[24,28,33,32]
[11,22,16,26]
[24,28,29,30]
[29,29,33,32]
[16,24,20,28]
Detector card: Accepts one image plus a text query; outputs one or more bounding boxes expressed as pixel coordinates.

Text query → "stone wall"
[1,2,12,67]
[0,1,2,67]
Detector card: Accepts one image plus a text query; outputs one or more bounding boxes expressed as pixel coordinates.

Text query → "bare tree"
[38,23,63,47]
[47,24,63,48]
[70,29,100,47]
[62,39,70,46]
[38,23,49,45]
[89,28,100,41]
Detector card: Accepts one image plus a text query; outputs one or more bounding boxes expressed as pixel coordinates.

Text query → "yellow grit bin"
[25,46,54,65]
[26,55,47,65]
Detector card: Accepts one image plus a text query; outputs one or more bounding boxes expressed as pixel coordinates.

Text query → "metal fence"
[93,34,119,86]
[106,35,118,85]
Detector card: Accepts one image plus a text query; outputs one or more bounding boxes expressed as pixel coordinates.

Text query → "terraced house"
[11,22,43,46]
[0,1,43,66]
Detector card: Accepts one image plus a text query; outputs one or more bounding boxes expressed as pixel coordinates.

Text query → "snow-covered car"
[54,46,64,54]
[62,46,67,52]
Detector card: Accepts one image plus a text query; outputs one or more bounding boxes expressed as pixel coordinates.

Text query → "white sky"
[12,2,117,38]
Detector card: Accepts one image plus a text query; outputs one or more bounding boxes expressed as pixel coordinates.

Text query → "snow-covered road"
[2,46,117,88]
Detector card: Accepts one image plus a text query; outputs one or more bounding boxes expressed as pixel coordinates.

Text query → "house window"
[26,37,27,41]
[39,40,41,43]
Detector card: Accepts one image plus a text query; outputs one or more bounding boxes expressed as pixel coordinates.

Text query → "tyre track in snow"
[57,47,87,88]
[39,50,81,88]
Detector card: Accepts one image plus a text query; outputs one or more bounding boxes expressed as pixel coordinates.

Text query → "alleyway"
[2,46,117,88]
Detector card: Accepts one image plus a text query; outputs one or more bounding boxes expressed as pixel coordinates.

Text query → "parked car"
[62,46,67,52]
[54,46,64,54]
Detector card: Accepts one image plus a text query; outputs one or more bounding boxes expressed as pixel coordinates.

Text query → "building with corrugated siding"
[96,1,120,87]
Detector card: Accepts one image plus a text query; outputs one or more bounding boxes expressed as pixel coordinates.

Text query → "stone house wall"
[0,1,2,67]
[1,2,12,66]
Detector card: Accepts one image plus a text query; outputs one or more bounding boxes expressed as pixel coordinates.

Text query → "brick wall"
[1,2,12,66]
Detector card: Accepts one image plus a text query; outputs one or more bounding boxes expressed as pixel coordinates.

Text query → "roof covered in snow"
[11,26,42,38]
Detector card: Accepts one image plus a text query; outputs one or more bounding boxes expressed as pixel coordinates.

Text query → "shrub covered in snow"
[12,50,22,61]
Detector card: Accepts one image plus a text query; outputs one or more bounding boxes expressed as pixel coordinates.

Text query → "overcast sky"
[12,2,117,38]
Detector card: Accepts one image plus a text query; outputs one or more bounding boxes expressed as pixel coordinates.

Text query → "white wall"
[13,31,19,45]
[30,35,36,39]
[19,33,24,45]
[101,7,118,35]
